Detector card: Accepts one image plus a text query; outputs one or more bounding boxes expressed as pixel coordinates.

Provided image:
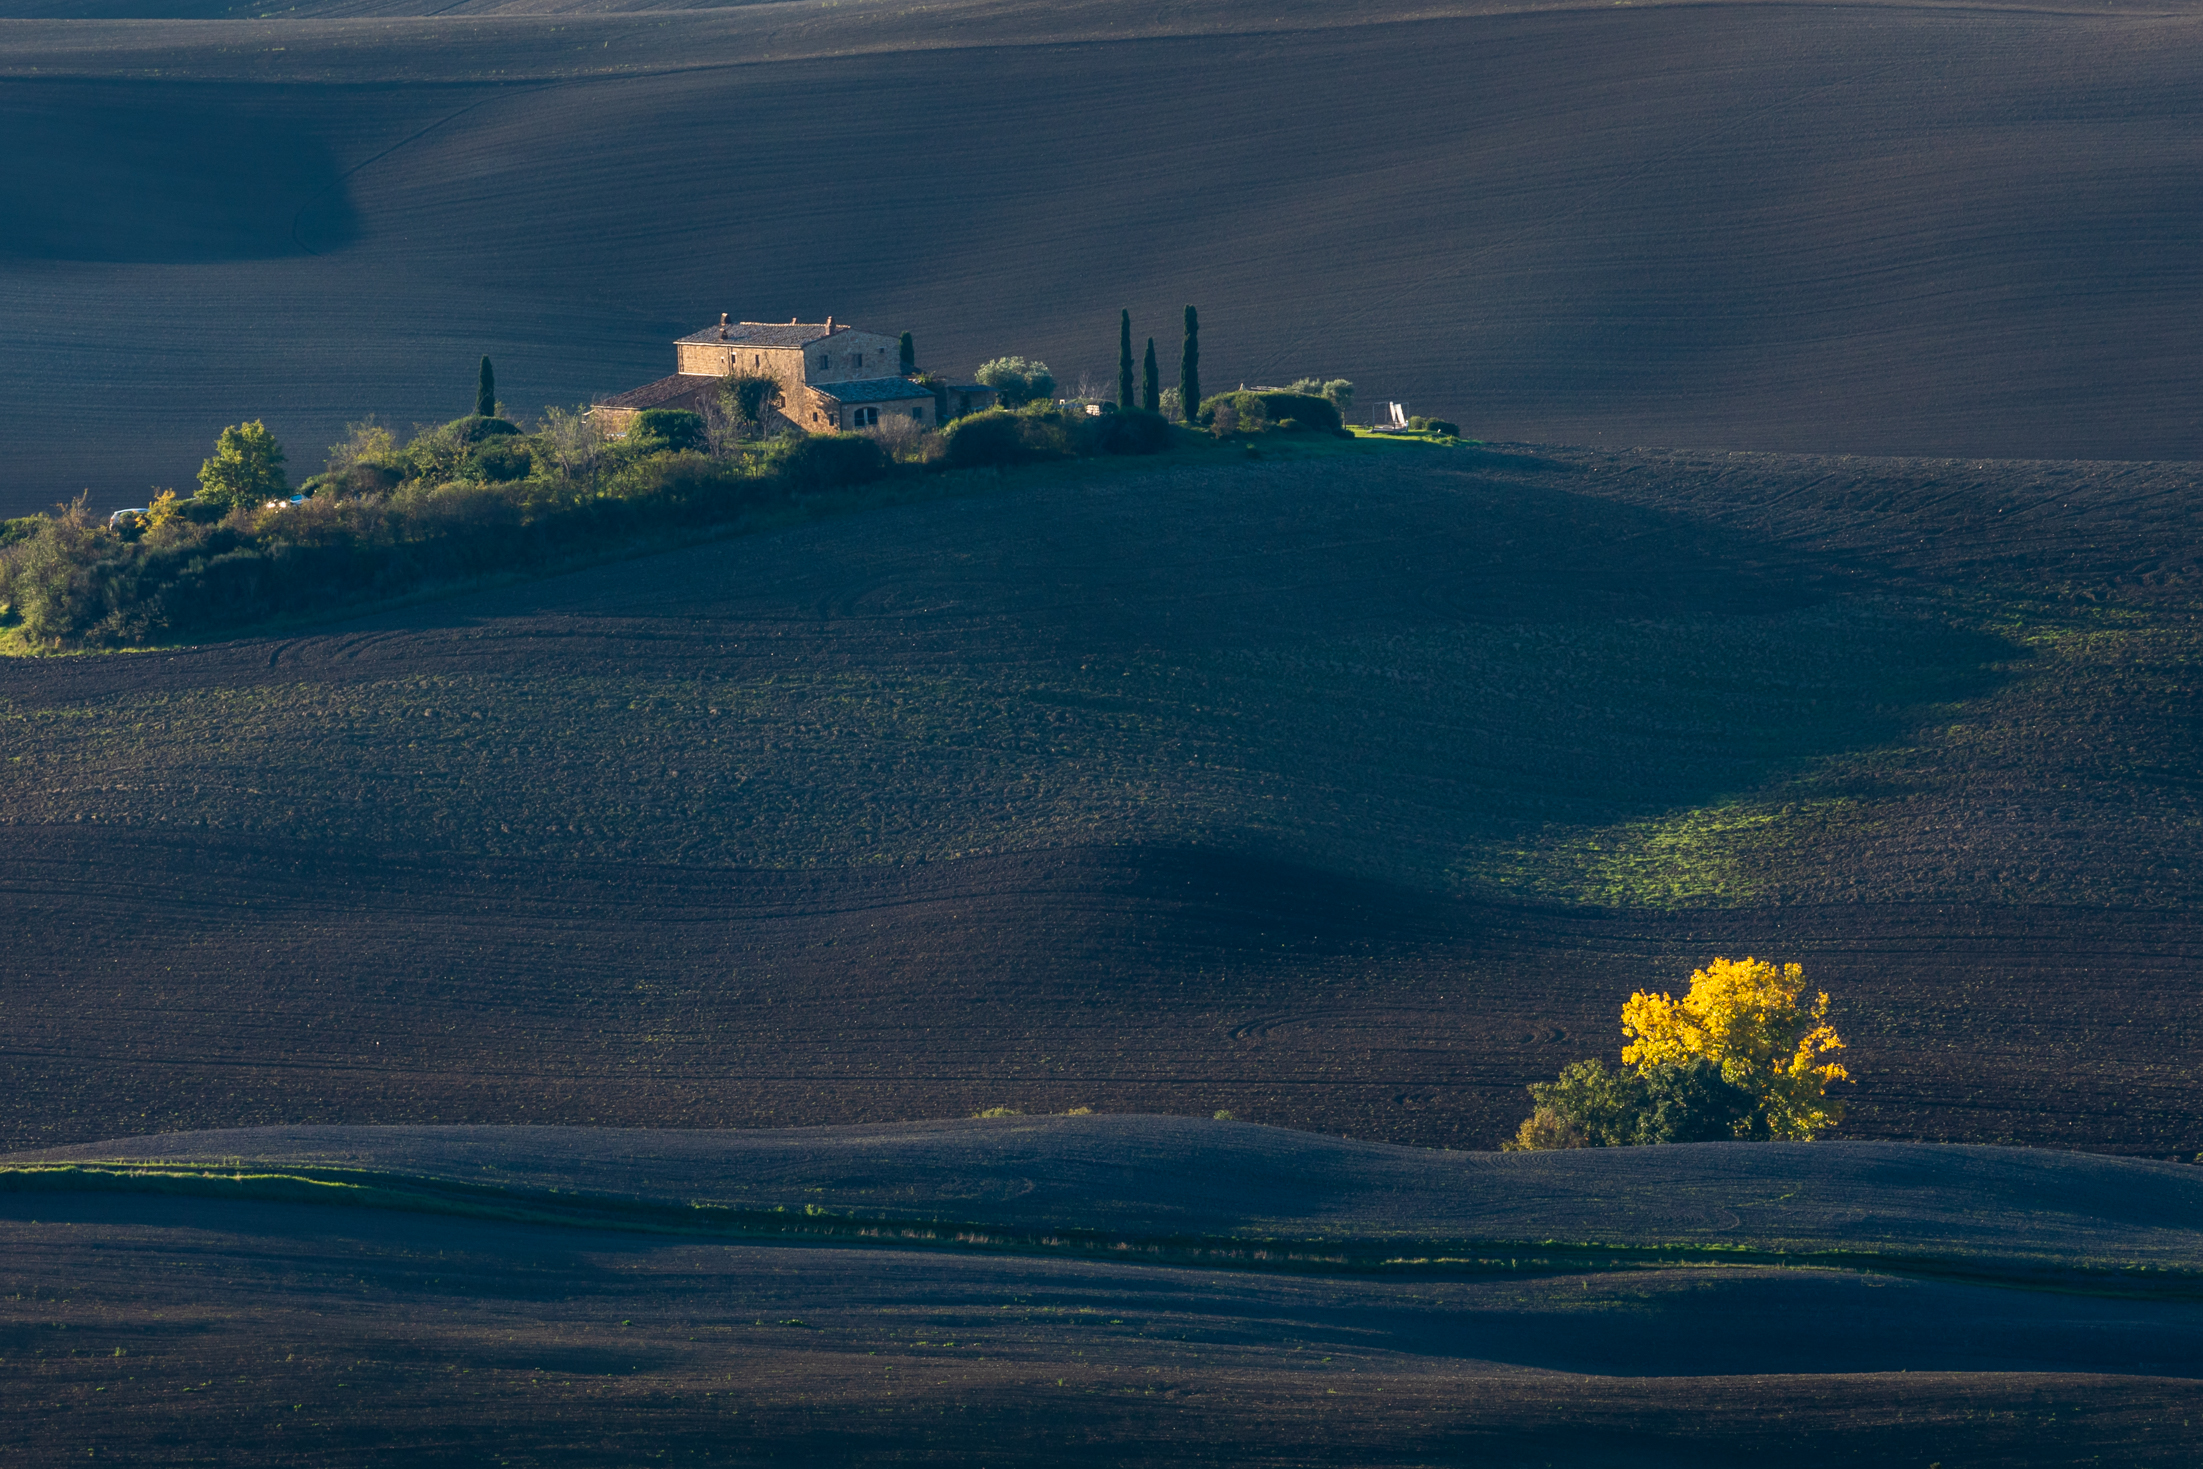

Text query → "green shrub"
[722,376,782,435]
[1504,1057,1759,1149]
[466,438,536,483]
[1094,408,1172,455]
[769,432,889,492]
[1258,392,1342,433]
[1197,391,1269,434]
[1289,378,1354,416]
[449,415,519,444]
[1424,419,1461,438]
[1,515,42,551]
[1012,401,1076,459]
[942,408,1031,467]
[626,410,707,455]
[337,463,404,496]
[1211,391,1339,434]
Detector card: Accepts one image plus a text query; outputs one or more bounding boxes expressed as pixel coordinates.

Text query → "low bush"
[942,408,1044,467]
[1197,391,1340,436]
[1423,419,1461,438]
[626,409,707,455]
[1093,408,1172,455]
[769,433,890,493]
[454,415,521,444]
[1505,1058,1757,1149]
[1286,377,1355,415]
[467,438,537,482]
[1254,392,1342,433]
[298,463,404,500]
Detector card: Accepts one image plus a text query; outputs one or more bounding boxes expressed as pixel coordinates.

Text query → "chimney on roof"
[825,315,836,333]
[718,312,728,341]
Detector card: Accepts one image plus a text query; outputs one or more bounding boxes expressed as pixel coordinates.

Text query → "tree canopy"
[195,420,289,508]
[975,356,1054,409]
[1508,956,1849,1149]
[1622,956,1850,1139]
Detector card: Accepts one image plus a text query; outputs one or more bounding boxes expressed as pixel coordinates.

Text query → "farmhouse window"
[819,355,829,369]
[854,406,879,427]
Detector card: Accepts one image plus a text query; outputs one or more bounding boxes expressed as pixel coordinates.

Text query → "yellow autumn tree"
[1620,956,1849,1139]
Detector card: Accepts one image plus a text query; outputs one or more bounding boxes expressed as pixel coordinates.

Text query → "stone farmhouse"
[591,315,999,436]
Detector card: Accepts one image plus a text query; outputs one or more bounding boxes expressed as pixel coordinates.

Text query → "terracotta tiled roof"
[592,374,719,410]
[811,377,937,404]
[675,321,839,348]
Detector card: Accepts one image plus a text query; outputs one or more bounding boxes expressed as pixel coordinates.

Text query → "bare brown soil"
[20,1119,2203,1265]
[4,1132,2202,1466]
[1,442,2196,1156]
[6,0,2203,507]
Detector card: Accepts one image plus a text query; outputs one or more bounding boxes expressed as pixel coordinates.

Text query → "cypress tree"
[1142,338,1160,413]
[476,356,496,418]
[1179,306,1200,423]
[1118,310,1135,410]
[899,332,915,374]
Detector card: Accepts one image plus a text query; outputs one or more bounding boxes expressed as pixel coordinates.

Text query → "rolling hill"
[4,0,2203,510]
[5,1118,2201,1464]
[3,439,2196,1155]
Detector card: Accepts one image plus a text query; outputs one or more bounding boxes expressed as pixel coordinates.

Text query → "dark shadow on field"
[161,456,2022,840]
[0,82,363,261]
[5,1192,2201,1380]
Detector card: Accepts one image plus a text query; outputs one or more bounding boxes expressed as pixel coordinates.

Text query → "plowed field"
[6,0,2203,507]
[5,1122,2202,1465]
[3,441,2196,1154]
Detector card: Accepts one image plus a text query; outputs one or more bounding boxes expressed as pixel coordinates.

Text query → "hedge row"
[1,403,1183,650]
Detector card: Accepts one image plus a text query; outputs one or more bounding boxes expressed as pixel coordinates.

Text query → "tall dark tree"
[1142,338,1160,413]
[899,332,916,374]
[1179,306,1200,423]
[476,356,496,418]
[1118,310,1135,410]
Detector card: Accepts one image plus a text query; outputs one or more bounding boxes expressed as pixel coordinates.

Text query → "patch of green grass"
[1467,798,1868,908]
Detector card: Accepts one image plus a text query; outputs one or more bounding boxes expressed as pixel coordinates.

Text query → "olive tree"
[975,356,1055,409]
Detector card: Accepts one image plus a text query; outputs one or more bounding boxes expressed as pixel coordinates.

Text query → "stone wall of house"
[676,342,806,381]
[805,393,934,433]
[660,326,913,435]
[800,331,901,386]
[674,330,901,389]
